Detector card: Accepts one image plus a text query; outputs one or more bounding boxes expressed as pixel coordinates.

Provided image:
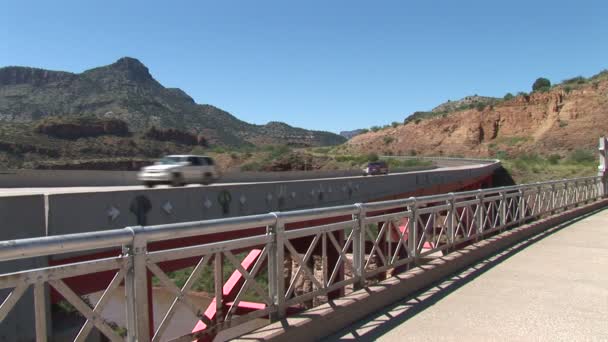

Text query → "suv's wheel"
[144,182,154,188]
[201,172,213,185]
[171,173,184,187]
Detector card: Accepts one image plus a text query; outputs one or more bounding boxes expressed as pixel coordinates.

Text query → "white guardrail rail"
[0,174,605,341]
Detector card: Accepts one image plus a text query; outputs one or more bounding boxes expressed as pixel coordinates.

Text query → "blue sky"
[1,1,607,133]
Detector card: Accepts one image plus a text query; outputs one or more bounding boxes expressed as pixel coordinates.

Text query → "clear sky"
[1,0,607,133]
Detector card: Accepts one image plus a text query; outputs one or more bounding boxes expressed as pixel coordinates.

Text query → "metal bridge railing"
[0,175,604,341]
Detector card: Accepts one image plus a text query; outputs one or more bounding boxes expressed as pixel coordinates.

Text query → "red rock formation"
[347,79,608,157]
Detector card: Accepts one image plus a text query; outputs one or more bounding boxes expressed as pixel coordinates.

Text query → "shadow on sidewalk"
[323,208,605,341]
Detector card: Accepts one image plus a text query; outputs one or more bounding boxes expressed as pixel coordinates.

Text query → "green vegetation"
[152,253,268,302]
[384,158,432,169]
[370,126,381,132]
[567,149,595,163]
[501,150,596,184]
[312,147,332,154]
[391,121,400,128]
[503,93,514,100]
[532,77,551,92]
[493,136,530,146]
[563,76,587,85]
[383,136,395,145]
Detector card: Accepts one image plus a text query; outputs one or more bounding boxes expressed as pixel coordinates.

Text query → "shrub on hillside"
[567,149,595,164]
[547,154,562,165]
[532,77,551,92]
[562,76,586,85]
[366,153,379,162]
[503,93,514,100]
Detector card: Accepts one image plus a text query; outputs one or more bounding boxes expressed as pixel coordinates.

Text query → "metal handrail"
[0,176,600,261]
[0,174,604,341]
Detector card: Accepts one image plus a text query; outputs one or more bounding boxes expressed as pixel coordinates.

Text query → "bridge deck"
[327,209,608,341]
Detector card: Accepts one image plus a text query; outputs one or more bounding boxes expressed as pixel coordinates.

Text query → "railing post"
[353,204,365,290]
[599,137,608,198]
[476,190,484,239]
[499,188,506,231]
[551,183,557,214]
[536,184,543,216]
[564,181,569,209]
[447,193,455,247]
[408,198,418,263]
[518,188,525,224]
[214,252,224,329]
[268,213,286,320]
[131,227,150,341]
[33,283,48,342]
[122,241,137,342]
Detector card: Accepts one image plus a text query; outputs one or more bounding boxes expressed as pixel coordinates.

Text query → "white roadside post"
[598,137,608,197]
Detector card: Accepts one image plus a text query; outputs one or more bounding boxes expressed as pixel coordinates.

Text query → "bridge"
[0,142,605,341]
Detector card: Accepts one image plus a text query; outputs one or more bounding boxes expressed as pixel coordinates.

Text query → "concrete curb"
[235,198,608,341]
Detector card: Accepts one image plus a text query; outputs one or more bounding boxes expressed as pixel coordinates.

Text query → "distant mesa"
[340,129,366,140]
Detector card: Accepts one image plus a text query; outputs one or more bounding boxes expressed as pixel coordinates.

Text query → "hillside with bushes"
[347,72,608,159]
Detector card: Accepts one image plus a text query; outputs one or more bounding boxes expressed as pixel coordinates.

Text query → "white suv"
[138,155,219,187]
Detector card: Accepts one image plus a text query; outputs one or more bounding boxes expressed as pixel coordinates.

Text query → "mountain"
[346,71,608,157]
[340,129,366,140]
[0,57,345,147]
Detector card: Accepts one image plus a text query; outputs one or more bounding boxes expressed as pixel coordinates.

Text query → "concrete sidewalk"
[326,209,608,341]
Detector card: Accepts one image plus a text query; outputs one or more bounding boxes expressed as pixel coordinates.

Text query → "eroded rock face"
[143,126,207,146]
[347,81,608,157]
[0,67,75,86]
[35,118,130,139]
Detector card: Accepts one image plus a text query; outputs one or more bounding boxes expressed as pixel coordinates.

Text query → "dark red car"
[362,161,389,175]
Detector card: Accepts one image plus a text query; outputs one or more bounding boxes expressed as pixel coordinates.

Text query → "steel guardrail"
[0,174,604,341]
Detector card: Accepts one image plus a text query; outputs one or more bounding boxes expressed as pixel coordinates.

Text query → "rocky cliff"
[0,57,345,147]
[346,72,608,157]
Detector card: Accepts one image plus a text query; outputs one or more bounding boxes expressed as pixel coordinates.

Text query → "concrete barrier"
[0,194,48,341]
[45,162,500,241]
